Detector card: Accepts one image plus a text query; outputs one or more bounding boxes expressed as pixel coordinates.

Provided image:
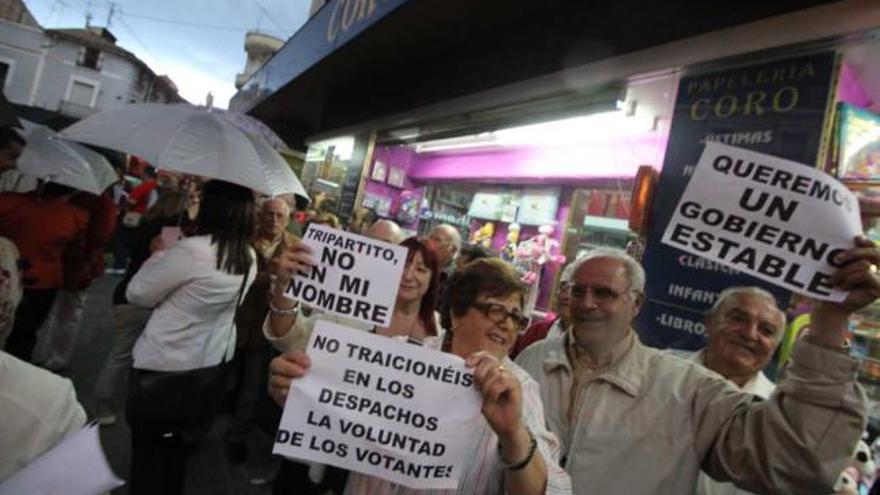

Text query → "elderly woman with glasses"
[268,258,571,495]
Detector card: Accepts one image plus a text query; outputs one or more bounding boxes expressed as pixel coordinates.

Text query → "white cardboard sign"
[273,320,483,490]
[662,142,862,301]
[0,424,124,495]
[284,224,408,327]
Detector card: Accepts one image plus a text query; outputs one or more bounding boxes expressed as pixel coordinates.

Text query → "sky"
[24,0,312,108]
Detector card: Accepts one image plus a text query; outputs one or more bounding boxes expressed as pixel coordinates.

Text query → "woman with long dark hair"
[124,179,256,495]
[265,236,442,352]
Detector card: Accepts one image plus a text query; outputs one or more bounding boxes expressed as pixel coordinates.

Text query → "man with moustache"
[516,245,873,494]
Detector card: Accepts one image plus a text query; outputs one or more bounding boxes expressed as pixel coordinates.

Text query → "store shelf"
[843,178,880,190]
[435,198,470,209]
[424,216,469,228]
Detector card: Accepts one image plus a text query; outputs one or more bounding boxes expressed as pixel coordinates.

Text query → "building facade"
[0,5,183,121]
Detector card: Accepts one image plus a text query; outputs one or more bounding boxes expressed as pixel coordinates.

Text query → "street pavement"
[66,273,280,495]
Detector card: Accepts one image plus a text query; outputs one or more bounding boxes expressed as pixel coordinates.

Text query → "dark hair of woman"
[400,236,441,337]
[447,258,526,320]
[196,180,254,275]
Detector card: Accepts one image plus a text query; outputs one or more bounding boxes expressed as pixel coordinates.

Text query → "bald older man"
[429,224,462,271]
[365,218,403,244]
[225,196,299,463]
[254,198,296,260]
[687,287,785,495]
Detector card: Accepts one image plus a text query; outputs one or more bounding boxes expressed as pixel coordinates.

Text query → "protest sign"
[0,424,124,495]
[662,142,861,301]
[274,320,483,490]
[637,52,837,349]
[283,224,408,327]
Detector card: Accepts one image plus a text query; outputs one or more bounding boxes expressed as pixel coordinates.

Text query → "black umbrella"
[0,92,21,128]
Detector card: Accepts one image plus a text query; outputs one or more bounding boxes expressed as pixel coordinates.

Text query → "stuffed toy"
[470,222,495,248]
[501,223,521,262]
[835,466,861,495]
[835,438,878,495]
[855,439,876,491]
[513,224,566,285]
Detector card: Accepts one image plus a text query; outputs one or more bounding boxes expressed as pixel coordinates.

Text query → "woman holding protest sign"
[265,235,442,493]
[265,235,442,350]
[267,256,571,495]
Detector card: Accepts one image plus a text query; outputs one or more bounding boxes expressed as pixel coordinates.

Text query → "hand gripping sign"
[283,224,408,327]
[274,320,483,490]
[662,142,862,301]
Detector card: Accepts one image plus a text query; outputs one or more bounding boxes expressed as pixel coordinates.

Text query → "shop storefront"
[234,1,880,327]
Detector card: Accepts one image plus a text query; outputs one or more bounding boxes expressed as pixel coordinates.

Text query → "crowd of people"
[0,121,879,495]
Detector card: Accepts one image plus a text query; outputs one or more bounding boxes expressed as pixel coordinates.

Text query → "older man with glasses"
[516,244,875,494]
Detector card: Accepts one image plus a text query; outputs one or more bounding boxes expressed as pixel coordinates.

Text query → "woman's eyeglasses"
[471,302,530,331]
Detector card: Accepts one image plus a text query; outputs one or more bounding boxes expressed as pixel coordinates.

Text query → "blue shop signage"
[637,52,838,350]
[242,0,410,107]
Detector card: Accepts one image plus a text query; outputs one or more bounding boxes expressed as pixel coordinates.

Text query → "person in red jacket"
[109,167,158,274]
[33,191,118,370]
[0,183,89,361]
[128,167,158,215]
[510,261,575,359]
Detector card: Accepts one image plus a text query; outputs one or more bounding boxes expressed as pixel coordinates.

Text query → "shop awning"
[236,0,836,149]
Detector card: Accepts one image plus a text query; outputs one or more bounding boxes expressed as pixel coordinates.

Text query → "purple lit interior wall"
[367,128,665,310]
[837,62,873,109]
[364,145,423,229]
[408,135,666,184]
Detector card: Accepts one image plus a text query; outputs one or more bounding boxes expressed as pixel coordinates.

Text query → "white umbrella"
[57,103,309,198]
[17,120,118,195]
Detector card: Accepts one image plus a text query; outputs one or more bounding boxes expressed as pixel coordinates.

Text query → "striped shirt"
[343,358,572,495]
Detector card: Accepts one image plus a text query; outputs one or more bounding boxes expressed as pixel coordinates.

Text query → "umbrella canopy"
[17,120,118,195]
[58,103,308,198]
[0,93,21,128]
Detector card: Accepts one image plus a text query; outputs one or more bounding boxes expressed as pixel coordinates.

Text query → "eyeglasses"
[471,302,530,331]
[569,285,633,303]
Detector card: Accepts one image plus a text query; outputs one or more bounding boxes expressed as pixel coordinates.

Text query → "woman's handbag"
[126,363,230,431]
